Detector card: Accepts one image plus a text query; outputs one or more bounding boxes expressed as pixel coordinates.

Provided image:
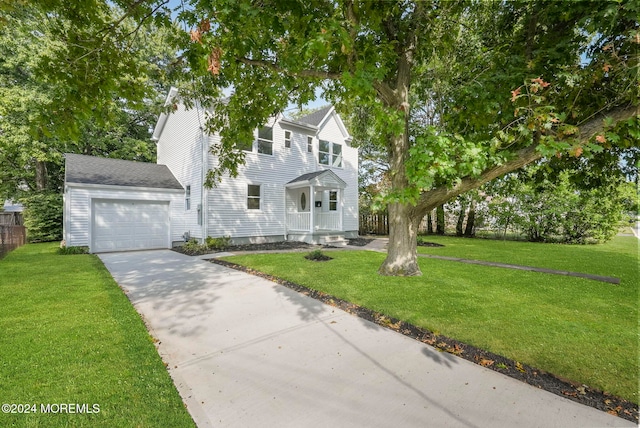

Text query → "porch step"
[320,235,347,246]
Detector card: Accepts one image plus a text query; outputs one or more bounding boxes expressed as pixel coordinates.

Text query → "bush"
[304,249,333,261]
[182,238,205,254]
[58,245,89,255]
[205,235,231,251]
[20,192,62,243]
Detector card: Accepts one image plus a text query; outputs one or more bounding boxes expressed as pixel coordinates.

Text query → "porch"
[284,170,347,245]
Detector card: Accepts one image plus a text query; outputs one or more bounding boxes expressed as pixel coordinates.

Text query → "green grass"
[0,243,195,427]
[223,236,639,403]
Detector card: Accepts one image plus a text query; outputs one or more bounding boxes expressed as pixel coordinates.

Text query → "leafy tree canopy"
[3,0,638,274]
[0,2,178,198]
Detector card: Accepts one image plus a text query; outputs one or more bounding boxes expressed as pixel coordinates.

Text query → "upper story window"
[284,130,291,149]
[257,126,273,155]
[247,184,261,210]
[307,136,313,153]
[185,185,191,211]
[319,140,342,168]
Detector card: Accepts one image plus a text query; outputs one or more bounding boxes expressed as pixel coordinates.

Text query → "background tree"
[170,0,636,276]
[5,1,637,267]
[0,3,178,240]
[0,4,177,199]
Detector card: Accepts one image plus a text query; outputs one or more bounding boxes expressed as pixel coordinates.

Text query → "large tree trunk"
[456,201,466,236]
[35,160,47,191]
[379,202,421,276]
[464,199,476,237]
[436,204,445,235]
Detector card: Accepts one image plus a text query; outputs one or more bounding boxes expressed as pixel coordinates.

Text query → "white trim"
[66,182,184,193]
[151,87,179,141]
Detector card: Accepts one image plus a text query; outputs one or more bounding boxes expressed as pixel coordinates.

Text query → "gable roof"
[64,154,183,190]
[296,105,333,127]
[286,169,347,189]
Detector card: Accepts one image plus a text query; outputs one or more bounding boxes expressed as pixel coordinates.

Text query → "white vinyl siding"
[63,184,184,252]
[155,102,204,239]
[199,110,358,240]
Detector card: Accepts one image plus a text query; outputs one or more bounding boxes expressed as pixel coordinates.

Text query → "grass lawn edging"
[0,243,195,428]
[211,257,639,423]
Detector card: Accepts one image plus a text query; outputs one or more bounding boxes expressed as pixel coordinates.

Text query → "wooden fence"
[359,214,435,236]
[0,225,26,259]
[359,214,389,235]
[0,212,23,225]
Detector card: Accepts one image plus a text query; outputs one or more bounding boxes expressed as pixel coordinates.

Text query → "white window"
[284,130,291,149]
[307,136,313,153]
[319,140,343,168]
[247,184,261,210]
[258,126,273,155]
[329,191,338,211]
[185,185,191,211]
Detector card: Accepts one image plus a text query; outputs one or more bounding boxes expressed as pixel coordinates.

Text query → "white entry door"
[92,200,169,253]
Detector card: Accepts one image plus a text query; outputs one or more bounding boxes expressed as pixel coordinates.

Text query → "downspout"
[200,128,207,241]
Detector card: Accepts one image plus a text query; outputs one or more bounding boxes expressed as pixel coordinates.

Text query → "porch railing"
[316,212,341,230]
[287,212,342,231]
[287,212,310,231]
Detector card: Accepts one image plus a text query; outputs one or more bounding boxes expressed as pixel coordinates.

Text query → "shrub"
[305,249,333,261]
[182,238,205,254]
[58,245,89,255]
[20,192,63,242]
[205,235,231,251]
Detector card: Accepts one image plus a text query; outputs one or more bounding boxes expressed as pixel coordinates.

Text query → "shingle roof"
[296,105,333,127]
[286,170,347,189]
[64,154,183,190]
[286,171,327,184]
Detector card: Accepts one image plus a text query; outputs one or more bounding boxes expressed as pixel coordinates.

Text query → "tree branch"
[414,103,638,215]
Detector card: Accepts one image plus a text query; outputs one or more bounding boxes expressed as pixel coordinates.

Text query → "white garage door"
[92,200,169,253]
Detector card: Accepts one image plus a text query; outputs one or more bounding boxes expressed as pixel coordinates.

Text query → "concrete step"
[321,235,347,246]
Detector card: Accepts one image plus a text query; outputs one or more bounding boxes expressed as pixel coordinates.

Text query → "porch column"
[339,188,344,231]
[309,185,315,233]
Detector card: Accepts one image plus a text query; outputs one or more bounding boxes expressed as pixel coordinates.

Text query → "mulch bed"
[417,241,445,247]
[209,257,638,423]
[347,238,375,247]
[173,241,320,256]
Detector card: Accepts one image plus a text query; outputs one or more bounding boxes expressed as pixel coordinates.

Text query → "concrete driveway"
[99,250,633,428]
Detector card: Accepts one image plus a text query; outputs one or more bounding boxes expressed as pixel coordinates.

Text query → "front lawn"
[223,236,638,404]
[0,243,195,427]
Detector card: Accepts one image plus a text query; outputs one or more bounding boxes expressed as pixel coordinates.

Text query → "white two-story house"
[63,89,358,252]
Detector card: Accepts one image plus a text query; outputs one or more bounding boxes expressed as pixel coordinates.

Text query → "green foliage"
[0,3,176,200]
[205,235,231,251]
[0,243,195,427]
[57,245,89,255]
[486,167,626,244]
[304,249,332,261]
[19,192,62,243]
[182,238,205,253]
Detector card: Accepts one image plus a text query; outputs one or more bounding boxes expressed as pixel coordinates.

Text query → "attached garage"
[63,154,185,253]
[92,200,170,252]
